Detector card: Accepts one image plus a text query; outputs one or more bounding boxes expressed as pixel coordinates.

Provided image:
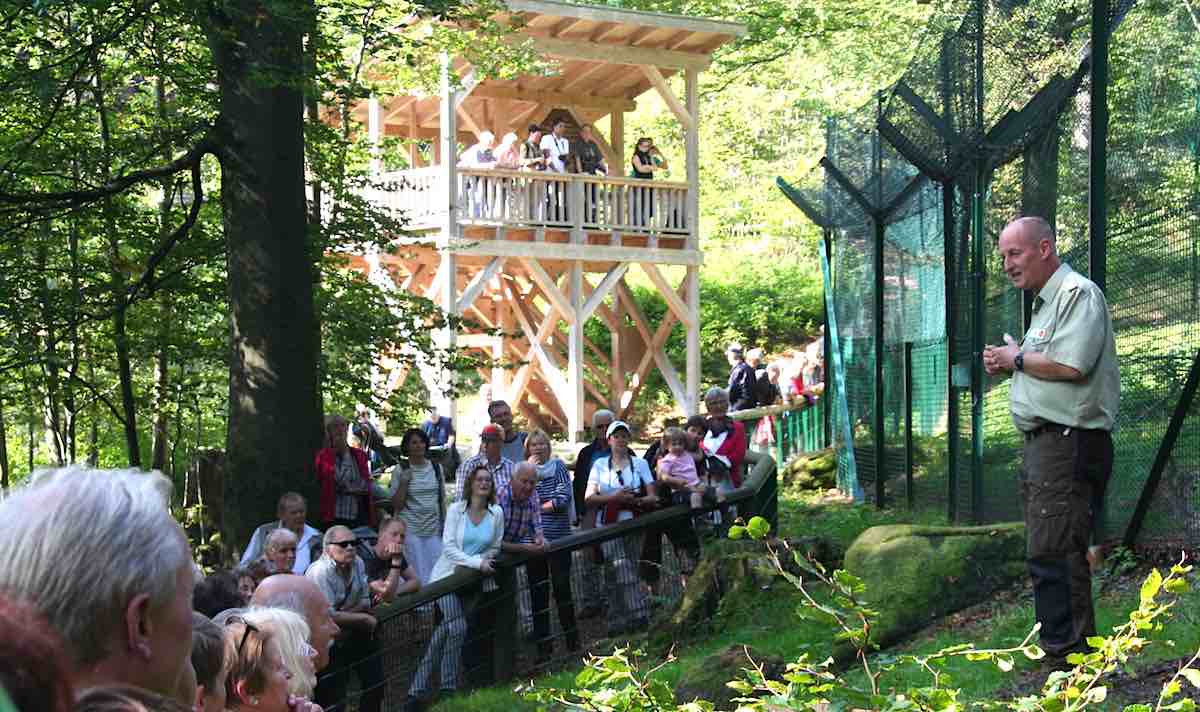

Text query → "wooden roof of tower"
[354,0,746,140]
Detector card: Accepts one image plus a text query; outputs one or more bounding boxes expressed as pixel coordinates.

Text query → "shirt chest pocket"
[1022,324,1055,353]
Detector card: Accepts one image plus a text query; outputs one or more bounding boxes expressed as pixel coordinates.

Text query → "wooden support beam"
[506,0,745,37]
[520,36,712,72]
[516,398,553,432]
[581,263,628,322]
[557,62,614,93]
[611,110,624,178]
[567,261,586,441]
[470,84,636,113]
[399,263,426,292]
[685,265,701,414]
[506,285,569,398]
[548,17,582,37]
[616,286,681,419]
[640,66,694,132]
[640,263,693,327]
[457,257,505,313]
[520,258,575,324]
[617,281,687,410]
[610,285,623,410]
[451,239,703,266]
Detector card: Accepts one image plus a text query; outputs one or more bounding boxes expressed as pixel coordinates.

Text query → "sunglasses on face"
[329,539,358,549]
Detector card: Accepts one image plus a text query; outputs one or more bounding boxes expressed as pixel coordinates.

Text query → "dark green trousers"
[1020,427,1112,657]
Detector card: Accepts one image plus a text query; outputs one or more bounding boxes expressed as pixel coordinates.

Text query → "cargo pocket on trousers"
[1027,496,1072,559]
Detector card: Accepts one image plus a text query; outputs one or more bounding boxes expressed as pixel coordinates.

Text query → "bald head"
[1005,216,1057,248]
[998,216,1061,292]
[250,574,338,671]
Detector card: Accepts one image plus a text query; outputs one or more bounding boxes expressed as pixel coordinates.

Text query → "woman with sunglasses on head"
[241,607,320,699]
[406,464,503,710]
[223,617,322,712]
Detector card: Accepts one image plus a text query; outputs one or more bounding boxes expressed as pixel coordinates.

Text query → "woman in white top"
[389,428,446,586]
[584,420,658,635]
[407,465,503,704]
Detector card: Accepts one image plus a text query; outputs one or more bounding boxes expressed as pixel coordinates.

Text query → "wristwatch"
[1014,351,1025,372]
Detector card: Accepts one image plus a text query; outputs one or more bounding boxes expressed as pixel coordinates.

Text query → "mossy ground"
[430,487,1200,711]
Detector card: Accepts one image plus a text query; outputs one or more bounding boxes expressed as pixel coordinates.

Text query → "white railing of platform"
[366,167,690,235]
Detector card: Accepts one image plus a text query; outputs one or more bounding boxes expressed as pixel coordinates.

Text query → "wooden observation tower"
[352,0,745,441]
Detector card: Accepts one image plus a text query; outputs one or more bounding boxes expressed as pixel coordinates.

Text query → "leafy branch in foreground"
[524,516,1198,712]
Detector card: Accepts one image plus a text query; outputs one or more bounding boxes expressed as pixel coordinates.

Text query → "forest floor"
[429,485,1200,711]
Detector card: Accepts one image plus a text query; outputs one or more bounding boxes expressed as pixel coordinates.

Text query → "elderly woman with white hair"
[703,387,748,490]
[0,467,196,700]
[240,607,319,698]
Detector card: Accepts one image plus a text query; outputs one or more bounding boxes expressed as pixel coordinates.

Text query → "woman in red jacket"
[701,387,748,489]
[315,414,376,529]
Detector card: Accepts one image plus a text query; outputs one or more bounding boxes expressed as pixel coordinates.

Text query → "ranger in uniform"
[983,216,1120,661]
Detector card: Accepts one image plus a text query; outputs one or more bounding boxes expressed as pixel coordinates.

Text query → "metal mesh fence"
[782,0,1200,543]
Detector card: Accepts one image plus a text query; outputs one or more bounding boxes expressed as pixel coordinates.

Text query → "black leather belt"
[1023,422,1072,442]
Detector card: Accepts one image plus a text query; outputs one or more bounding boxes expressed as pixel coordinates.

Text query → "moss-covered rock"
[782,448,838,492]
[841,523,1026,655]
[674,644,786,709]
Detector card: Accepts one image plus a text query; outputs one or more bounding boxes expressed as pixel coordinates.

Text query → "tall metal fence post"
[904,341,915,510]
[969,0,987,524]
[823,229,833,448]
[873,92,887,509]
[1089,0,1109,292]
[944,181,959,522]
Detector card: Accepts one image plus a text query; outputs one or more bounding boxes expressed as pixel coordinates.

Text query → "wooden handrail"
[371,448,776,623]
[456,166,689,190]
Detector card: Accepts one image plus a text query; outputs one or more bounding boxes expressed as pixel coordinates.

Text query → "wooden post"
[493,295,511,398]
[368,95,383,175]
[408,100,421,168]
[568,261,585,442]
[611,111,625,176]
[610,279,623,410]
[438,54,459,424]
[685,265,700,414]
[684,68,699,250]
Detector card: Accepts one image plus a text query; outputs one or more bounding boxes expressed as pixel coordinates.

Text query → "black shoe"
[579,604,602,619]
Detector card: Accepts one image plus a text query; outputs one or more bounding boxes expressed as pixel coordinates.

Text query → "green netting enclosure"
[780,0,1200,547]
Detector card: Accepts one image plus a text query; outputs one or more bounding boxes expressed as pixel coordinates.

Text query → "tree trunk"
[0,392,9,489]
[36,234,66,466]
[94,62,142,468]
[207,0,323,548]
[151,74,175,474]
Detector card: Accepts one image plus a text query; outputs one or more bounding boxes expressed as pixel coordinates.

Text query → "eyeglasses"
[329,539,358,549]
[225,616,260,656]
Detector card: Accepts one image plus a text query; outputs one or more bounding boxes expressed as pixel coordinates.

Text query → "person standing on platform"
[983,215,1120,664]
[725,343,757,412]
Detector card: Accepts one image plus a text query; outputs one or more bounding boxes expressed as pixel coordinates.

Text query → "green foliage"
[526,513,1200,712]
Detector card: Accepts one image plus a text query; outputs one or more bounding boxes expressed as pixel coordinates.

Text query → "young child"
[656,427,707,509]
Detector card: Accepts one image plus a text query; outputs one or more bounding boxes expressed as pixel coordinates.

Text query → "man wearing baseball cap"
[453,422,516,501]
[726,343,757,412]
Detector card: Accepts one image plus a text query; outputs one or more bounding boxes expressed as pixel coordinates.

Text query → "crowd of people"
[457,119,671,226]
[725,334,825,413]
[0,383,766,712]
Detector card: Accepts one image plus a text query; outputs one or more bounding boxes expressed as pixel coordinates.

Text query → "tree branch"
[66,371,128,427]
[126,158,206,304]
[0,135,215,207]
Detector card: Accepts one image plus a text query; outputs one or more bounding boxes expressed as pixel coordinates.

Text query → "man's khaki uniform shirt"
[1010,263,1120,432]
